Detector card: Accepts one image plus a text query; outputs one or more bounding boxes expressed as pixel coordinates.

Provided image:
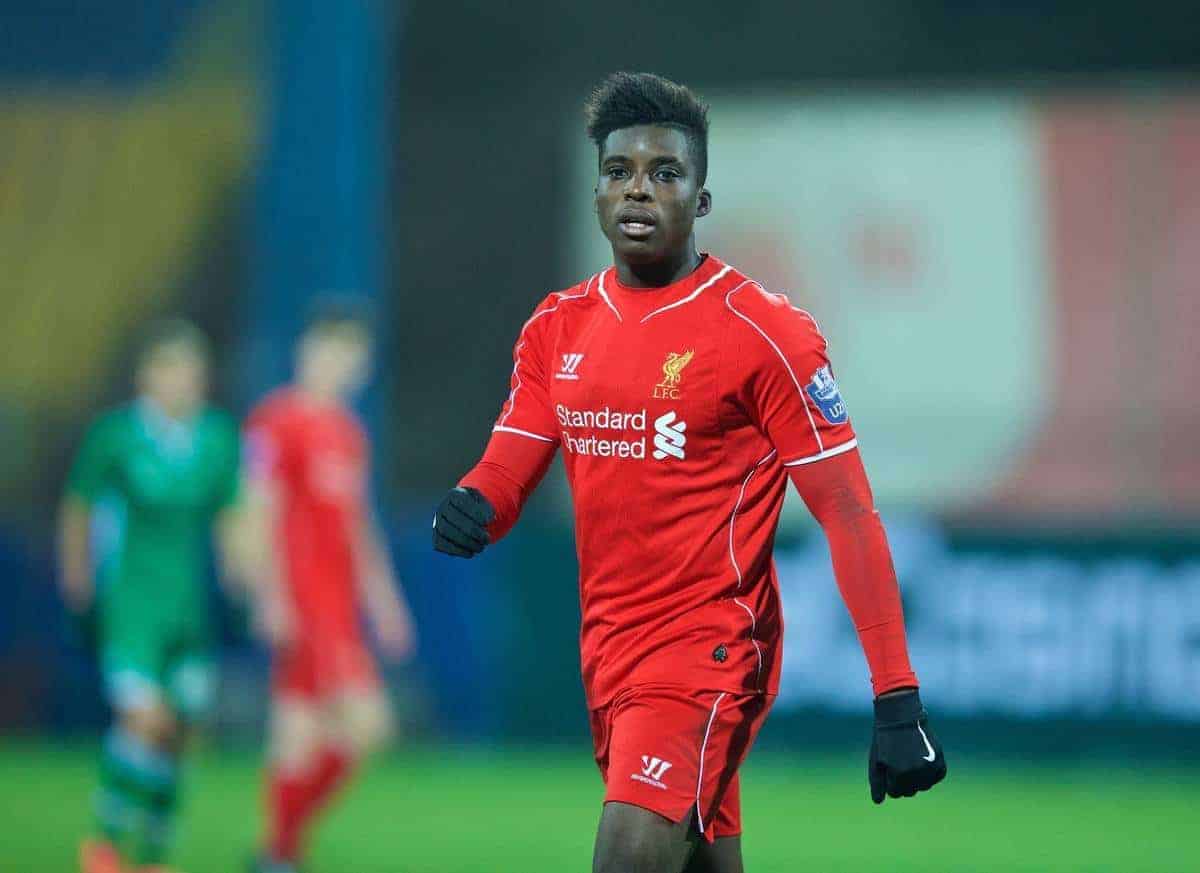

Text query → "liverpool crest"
[653,350,695,400]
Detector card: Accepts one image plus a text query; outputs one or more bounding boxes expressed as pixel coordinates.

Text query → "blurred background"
[1,1,1197,871]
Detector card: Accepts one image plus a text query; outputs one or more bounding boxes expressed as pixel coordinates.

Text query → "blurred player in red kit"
[433,74,947,872]
[244,303,416,873]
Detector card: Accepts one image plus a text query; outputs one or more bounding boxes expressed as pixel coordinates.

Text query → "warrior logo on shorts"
[805,365,848,424]
[632,755,673,790]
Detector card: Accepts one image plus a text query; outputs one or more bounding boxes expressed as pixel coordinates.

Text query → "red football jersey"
[245,389,367,633]
[462,254,896,708]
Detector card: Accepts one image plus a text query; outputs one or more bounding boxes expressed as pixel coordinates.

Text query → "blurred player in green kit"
[58,320,246,873]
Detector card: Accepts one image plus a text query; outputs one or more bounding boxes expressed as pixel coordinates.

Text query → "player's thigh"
[601,688,767,841]
[599,688,713,830]
[683,836,743,873]
[325,684,393,755]
[593,800,699,873]
[269,695,325,771]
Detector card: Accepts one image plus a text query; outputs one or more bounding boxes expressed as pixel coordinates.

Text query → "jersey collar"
[136,398,198,460]
[600,254,730,324]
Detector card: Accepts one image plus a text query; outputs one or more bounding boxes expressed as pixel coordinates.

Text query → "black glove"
[869,688,947,804]
[432,487,494,558]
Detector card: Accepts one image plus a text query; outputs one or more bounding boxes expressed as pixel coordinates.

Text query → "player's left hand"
[868,688,947,804]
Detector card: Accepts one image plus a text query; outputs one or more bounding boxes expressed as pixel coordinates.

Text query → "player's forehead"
[308,323,371,347]
[145,341,207,369]
[599,125,692,165]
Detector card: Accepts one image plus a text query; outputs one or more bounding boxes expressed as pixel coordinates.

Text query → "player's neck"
[613,245,702,289]
[294,380,344,408]
[139,394,195,424]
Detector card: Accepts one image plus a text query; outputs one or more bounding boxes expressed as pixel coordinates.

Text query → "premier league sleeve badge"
[805,365,848,424]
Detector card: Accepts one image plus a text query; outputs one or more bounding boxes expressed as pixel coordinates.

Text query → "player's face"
[595,125,710,268]
[304,330,371,399]
[141,345,208,419]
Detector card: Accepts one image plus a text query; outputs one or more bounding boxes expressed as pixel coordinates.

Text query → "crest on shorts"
[805,365,848,424]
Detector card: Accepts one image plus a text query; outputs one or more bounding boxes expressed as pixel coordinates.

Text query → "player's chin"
[610,234,666,262]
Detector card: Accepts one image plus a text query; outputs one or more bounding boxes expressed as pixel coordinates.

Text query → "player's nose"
[624,172,651,201]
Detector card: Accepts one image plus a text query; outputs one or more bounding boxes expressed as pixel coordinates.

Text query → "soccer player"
[244,304,416,873]
[432,73,947,872]
[59,320,244,873]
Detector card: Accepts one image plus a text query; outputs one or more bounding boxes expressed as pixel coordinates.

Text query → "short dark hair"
[302,295,373,341]
[584,72,710,184]
[136,318,210,367]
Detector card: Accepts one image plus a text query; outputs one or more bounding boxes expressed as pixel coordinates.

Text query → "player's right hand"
[432,487,493,558]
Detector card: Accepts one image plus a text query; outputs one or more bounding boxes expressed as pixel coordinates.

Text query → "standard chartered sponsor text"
[557,404,648,458]
[556,404,646,431]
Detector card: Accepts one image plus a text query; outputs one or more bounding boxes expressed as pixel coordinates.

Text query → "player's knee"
[121,703,178,750]
[336,693,393,756]
[594,832,668,873]
[594,805,686,873]
[270,701,323,773]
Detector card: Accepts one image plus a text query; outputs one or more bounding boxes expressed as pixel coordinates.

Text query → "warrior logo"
[556,353,585,381]
[632,756,673,789]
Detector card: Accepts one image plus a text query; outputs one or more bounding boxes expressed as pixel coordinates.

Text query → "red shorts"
[272,633,379,701]
[589,686,773,841]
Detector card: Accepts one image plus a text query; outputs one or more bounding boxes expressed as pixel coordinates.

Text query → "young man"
[433,73,947,872]
[244,304,416,873]
[60,320,244,873]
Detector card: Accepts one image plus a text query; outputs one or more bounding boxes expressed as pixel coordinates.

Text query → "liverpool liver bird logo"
[654,350,695,399]
[661,350,695,386]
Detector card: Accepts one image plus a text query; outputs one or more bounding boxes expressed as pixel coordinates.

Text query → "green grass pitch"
[0,742,1193,872]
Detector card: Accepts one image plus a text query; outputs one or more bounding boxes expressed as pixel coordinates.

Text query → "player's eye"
[654,168,681,181]
[605,166,629,179]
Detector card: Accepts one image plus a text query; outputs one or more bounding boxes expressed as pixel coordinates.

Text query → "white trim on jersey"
[795,308,826,349]
[497,276,596,429]
[732,598,764,684]
[694,691,728,837]
[782,437,859,467]
[596,270,623,322]
[727,447,775,689]
[723,266,826,347]
[728,448,777,591]
[725,283,825,453]
[639,264,734,324]
[492,425,556,443]
[783,304,828,354]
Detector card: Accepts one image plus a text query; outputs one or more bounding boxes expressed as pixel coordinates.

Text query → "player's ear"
[697,188,712,218]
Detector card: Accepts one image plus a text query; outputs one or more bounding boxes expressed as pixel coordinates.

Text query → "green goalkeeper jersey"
[67,402,240,634]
